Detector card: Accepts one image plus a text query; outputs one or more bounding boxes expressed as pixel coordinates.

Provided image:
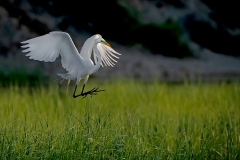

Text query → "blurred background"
[0,0,240,86]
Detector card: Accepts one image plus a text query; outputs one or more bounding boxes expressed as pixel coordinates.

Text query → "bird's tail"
[57,73,69,80]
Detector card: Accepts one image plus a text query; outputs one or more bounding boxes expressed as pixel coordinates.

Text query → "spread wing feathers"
[21,31,82,73]
[97,43,121,67]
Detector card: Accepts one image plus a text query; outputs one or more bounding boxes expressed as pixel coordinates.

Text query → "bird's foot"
[81,87,105,98]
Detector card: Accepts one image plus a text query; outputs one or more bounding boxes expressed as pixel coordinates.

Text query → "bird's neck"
[90,45,101,74]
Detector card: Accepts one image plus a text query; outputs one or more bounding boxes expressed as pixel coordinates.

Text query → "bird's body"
[21,31,121,98]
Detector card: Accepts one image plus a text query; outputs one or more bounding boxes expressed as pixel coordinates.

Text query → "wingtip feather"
[20,41,28,44]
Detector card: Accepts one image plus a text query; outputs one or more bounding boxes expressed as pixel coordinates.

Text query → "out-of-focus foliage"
[0,0,192,58]
[1,0,240,58]
[0,68,48,87]
[185,19,240,57]
[0,0,49,34]
[202,0,240,28]
[27,0,193,58]
[129,21,192,58]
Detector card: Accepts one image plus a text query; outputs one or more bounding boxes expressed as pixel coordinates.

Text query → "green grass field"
[0,80,240,159]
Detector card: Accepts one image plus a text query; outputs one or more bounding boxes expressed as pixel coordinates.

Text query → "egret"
[21,31,121,98]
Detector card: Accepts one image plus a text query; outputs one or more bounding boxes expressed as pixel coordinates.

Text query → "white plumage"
[21,31,121,98]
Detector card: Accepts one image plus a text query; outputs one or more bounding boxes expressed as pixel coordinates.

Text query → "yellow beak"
[103,41,113,49]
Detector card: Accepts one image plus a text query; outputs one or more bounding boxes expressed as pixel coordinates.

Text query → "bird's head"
[96,37,113,49]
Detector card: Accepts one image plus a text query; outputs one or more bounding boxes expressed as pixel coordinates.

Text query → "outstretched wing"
[21,31,83,73]
[97,43,121,67]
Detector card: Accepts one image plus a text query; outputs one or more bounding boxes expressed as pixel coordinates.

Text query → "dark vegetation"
[0,0,49,34]
[1,0,240,58]
[0,69,48,87]
[23,0,192,58]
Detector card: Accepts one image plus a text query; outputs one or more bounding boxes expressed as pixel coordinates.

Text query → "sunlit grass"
[0,80,240,159]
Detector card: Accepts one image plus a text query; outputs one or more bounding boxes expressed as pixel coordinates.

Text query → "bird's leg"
[73,85,82,98]
[73,84,105,98]
[82,87,105,98]
[81,84,86,94]
[66,79,71,96]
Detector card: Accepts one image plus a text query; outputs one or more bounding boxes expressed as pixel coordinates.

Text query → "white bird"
[21,31,121,98]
